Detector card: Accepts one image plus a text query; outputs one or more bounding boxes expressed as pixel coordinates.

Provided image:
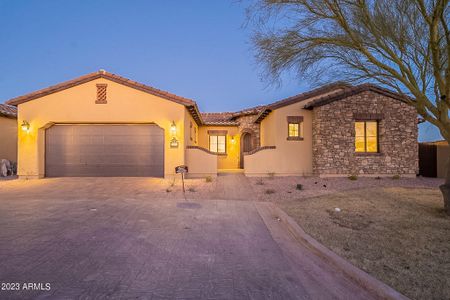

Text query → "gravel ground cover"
[279,186,450,300]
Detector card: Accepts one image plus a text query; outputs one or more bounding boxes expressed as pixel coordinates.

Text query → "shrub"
[205,176,212,183]
[392,174,401,180]
[265,189,275,194]
[375,176,382,180]
[296,184,303,190]
[256,179,264,185]
[166,188,172,193]
[348,175,358,181]
[267,172,275,179]
[188,187,196,192]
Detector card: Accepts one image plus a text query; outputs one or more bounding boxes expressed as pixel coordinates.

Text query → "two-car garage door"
[45,124,164,177]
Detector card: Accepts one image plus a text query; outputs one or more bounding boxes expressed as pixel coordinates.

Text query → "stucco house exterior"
[5,70,418,179]
[0,104,17,163]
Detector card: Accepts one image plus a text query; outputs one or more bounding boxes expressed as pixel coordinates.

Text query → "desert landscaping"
[166,175,449,299]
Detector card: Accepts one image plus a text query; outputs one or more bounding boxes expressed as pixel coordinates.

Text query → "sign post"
[175,165,189,197]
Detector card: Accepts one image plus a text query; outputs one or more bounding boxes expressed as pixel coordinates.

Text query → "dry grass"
[280,187,450,300]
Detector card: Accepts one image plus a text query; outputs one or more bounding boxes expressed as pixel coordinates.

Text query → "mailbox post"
[175,165,189,194]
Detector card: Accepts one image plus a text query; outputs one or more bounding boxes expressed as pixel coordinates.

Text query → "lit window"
[209,135,226,153]
[287,116,304,140]
[355,121,378,153]
[288,123,299,137]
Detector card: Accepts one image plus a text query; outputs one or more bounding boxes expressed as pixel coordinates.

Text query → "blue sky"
[0,0,441,141]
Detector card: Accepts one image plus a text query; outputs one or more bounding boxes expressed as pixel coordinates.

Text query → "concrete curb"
[255,202,409,300]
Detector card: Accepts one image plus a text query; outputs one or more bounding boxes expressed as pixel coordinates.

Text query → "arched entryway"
[240,131,254,168]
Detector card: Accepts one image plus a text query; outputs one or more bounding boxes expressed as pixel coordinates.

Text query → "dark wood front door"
[240,132,253,169]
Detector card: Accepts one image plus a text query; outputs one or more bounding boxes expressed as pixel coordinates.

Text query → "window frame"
[208,130,227,154]
[354,120,379,153]
[287,116,304,141]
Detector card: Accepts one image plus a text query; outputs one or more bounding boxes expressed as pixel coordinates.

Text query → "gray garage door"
[45,124,164,177]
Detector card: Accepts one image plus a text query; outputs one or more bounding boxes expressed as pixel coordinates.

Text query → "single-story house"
[5,70,418,179]
[0,104,17,163]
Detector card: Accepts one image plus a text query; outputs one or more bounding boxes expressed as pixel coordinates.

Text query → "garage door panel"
[46,124,164,177]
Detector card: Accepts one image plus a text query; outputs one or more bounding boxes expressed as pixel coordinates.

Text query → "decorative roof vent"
[96,84,107,104]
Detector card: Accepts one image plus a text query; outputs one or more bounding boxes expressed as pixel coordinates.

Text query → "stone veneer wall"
[312,91,418,176]
[236,115,261,148]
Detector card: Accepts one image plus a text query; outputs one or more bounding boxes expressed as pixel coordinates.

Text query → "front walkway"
[212,173,255,200]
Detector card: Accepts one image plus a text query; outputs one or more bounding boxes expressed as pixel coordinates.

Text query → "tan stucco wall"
[185,148,217,178]
[256,104,313,176]
[198,126,240,169]
[184,110,198,147]
[0,116,17,162]
[437,144,449,178]
[17,78,188,178]
[244,148,279,176]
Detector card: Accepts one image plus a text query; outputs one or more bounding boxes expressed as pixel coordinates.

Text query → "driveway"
[0,178,397,299]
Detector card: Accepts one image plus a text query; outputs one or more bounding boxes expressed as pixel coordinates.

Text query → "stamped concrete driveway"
[0,178,395,299]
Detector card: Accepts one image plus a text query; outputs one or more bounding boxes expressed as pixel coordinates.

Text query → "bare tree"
[248,0,450,214]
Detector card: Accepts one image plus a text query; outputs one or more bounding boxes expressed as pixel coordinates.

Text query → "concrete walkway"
[212,173,255,200]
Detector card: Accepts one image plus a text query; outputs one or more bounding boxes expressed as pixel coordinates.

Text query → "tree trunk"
[439,150,450,216]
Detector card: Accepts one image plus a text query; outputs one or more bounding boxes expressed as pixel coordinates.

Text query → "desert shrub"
[205,176,212,183]
[188,187,196,192]
[265,189,275,194]
[392,174,401,180]
[256,179,264,185]
[348,175,358,181]
[296,184,303,190]
[267,172,275,179]
[166,188,172,193]
[375,176,382,180]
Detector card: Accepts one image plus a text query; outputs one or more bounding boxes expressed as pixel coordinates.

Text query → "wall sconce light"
[170,121,177,135]
[21,120,30,132]
[230,135,236,144]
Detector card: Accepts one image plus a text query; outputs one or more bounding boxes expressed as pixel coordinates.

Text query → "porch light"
[170,121,177,135]
[21,120,30,132]
[231,135,236,144]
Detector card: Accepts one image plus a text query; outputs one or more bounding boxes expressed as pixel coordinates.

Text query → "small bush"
[205,176,213,183]
[265,189,275,194]
[348,175,358,181]
[166,188,172,193]
[392,174,401,180]
[188,187,196,192]
[256,179,264,185]
[267,172,275,179]
[296,184,303,190]
[375,176,382,180]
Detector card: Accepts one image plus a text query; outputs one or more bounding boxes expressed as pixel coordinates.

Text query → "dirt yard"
[280,186,450,300]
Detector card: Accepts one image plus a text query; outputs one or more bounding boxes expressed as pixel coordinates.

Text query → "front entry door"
[240,132,253,169]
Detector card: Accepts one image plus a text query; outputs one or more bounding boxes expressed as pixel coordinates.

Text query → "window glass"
[209,136,218,153]
[355,121,378,153]
[288,123,299,137]
[209,135,226,153]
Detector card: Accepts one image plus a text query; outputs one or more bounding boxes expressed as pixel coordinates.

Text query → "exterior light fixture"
[170,121,177,135]
[231,135,236,144]
[21,121,30,132]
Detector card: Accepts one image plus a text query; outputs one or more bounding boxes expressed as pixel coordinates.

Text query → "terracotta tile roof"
[0,104,17,118]
[303,83,409,109]
[5,70,203,125]
[200,105,266,126]
[201,112,239,126]
[254,82,409,123]
[254,82,349,123]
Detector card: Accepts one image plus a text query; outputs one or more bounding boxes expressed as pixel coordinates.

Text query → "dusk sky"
[0,0,441,141]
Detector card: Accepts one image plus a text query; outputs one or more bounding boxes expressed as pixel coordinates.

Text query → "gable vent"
[96,84,107,104]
